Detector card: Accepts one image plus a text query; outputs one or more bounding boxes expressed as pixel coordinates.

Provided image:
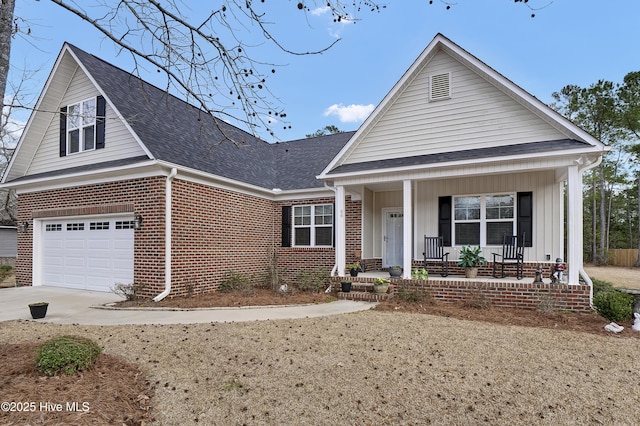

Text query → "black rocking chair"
[423,236,449,277]
[492,234,525,280]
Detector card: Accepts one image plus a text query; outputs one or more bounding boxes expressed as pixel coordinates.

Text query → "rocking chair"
[423,236,449,277]
[492,234,525,280]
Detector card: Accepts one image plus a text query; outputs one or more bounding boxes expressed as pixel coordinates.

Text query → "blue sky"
[8,1,640,142]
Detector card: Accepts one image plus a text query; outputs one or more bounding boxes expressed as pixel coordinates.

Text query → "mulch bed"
[0,343,155,425]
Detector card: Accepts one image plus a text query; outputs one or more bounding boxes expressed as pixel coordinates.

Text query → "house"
[0,221,17,264]
[0,34,606,309]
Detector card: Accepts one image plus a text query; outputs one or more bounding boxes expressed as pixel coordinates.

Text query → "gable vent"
[430,73,451,101]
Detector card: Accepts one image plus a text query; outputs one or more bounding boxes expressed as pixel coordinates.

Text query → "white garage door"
[41,217,134,292]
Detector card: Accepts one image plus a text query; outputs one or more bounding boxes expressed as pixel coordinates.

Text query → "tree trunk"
[0,0,16,110]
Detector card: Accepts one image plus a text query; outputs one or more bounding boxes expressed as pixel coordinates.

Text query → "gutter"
[153,167,178,302]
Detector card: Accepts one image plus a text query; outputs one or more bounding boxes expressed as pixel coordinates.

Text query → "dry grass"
[584,264,640,289]
[1,310,639,425]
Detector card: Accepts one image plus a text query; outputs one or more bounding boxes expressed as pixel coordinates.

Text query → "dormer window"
[430,72,451,101]
[67,98,96,153]
[59,95,106,157]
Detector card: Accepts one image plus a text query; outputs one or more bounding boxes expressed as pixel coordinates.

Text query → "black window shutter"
[96,95,106,149]
[281,206,292,247]
[438,196,452,246]
[59,106,67,157]
[517,191,533,247]
[332,203,336,248]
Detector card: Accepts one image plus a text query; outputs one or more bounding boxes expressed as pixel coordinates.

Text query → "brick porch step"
[337,291,392,302]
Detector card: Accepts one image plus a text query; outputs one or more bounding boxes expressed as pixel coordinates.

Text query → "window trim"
[66,97,97,155]
[452,193,515,247]
[292,204,334,248]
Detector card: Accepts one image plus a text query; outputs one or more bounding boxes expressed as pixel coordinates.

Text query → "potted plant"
[340,280,352,293]
[373,277,390,294]
[388,265,402,277]
[347,262,361,277]
[457,246,486,278]
[28,302,49,319]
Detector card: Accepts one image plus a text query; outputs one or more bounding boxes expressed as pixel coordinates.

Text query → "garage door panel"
[41,217,134,292]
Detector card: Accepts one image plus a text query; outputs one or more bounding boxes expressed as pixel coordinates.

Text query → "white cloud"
[310,6,331,16]
[323,103,374,123]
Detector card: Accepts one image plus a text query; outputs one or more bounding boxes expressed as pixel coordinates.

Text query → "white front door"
[383,209,403,268]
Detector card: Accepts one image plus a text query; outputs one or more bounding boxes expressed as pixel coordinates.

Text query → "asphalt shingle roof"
[68,44,350,191]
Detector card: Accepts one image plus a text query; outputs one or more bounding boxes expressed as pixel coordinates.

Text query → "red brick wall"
[170,180,273,296]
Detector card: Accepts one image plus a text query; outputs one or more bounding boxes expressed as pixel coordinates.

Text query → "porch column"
[402,179,413,279]
[335,185,346,277]
[566,164,582,285]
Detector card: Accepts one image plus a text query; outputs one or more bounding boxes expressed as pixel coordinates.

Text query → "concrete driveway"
[0,286,376,325]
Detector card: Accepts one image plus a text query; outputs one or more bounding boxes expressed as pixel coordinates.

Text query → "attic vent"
[430,73,451,101]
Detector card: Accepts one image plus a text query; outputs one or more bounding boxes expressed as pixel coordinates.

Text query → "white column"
[402,179,413,279]
[335,185,346,277]
[566,164,582,285]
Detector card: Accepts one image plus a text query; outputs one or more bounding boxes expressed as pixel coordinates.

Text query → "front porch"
[334,270,591,312]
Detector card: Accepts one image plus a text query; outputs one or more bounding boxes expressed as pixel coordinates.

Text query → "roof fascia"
[323,145,607,181]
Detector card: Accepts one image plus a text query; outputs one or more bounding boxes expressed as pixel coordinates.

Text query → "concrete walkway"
[0,286,376,325]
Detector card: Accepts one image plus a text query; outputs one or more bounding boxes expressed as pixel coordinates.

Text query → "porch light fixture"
[19,221,29,233]
[133,214,143,230]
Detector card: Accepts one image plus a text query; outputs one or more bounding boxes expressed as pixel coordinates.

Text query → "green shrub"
[295,267,330,293]
[592,278,617,297]
[219,271,254,295]
[593,291,634,322]
[36,335,102,376]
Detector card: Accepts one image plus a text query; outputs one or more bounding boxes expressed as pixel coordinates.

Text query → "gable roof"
[319,33,607,178]
[2,44,351,192]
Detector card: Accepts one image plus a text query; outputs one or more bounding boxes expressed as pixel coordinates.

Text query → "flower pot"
[389,267,402,278]
[349,269,359,277]
[373,284,389,294]
[341,281,352,293]
[464,267,478,279]
[28,302,49,319]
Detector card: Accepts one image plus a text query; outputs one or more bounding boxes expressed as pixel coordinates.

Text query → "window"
[67,98,96,154]
[293,204,333,247]
[115,221,135,230]
[66,223,85,231]
[90,222,110,230]
[453,194,514,246]
[46,224,62,232]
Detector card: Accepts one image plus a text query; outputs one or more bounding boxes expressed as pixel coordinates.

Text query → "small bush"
[36,335,102,376]
[593,291,634,322]
[219,271,254,295]
[111,282,142,301]
[397,288,433,304]
[464,288,491,310]
[295,267,330,293]
[0,264,12,281]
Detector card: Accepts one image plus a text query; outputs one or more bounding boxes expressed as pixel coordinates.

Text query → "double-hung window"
[293,204,333,247]
[67,98,97,154]
[453,194,514,246]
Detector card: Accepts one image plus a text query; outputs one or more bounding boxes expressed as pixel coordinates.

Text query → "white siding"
[413,171,561,262]
[344,50,567,165]
[26,65,147,176]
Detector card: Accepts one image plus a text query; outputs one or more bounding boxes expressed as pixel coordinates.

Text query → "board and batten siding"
[344,50,568,165]
[414,171,561,262]
[25,65,147,176]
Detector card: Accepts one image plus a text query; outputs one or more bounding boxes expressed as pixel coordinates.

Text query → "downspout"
[324,182,338,276]
[153,167,178,302]
[576,156,603,307]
